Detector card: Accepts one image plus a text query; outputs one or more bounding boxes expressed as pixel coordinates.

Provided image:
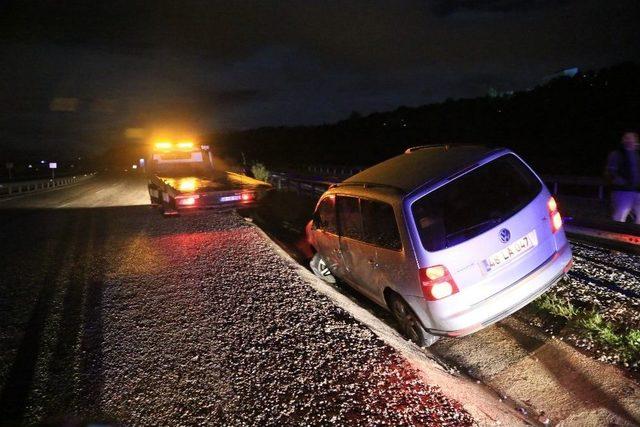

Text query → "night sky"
[0,0,638,154]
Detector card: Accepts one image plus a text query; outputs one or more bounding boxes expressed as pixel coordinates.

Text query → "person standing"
[605,130,640,223]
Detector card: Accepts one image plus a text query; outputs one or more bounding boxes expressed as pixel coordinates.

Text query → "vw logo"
[499,228,511,243]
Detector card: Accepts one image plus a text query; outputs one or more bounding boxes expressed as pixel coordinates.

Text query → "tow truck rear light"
[176,195,199,206]
[547,196,562,233]
[419,265,459,301]
[241,192,255,201]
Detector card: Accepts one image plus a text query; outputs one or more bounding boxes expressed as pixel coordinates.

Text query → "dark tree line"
[212,62,639,176]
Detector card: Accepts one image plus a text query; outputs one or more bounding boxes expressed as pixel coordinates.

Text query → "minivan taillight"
[419,265,459,301]
[547,196,562,233]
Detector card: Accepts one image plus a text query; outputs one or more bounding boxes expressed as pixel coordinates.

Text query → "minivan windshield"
[411,154,542,251]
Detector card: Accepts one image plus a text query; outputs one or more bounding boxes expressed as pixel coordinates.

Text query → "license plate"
[220,194,242,202]
[484,230,538,272]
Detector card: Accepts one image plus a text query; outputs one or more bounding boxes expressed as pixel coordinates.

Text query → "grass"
[535,293,579,319]
[533,293,640,364]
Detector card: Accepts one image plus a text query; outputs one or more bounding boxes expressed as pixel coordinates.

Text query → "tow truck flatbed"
[146,141,270,216]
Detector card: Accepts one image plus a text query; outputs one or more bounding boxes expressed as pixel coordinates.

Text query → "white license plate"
[484,230,538,271]
[220,194,242,202]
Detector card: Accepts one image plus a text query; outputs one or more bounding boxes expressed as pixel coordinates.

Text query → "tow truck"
[147,139,270,216]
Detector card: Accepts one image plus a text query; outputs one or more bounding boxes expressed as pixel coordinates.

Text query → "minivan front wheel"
[389,295,440,347]
[310,253,336,284]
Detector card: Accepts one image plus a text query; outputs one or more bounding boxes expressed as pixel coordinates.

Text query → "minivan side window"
[314,196,337,233]
[361,199,402,250]
[336,196,363,240]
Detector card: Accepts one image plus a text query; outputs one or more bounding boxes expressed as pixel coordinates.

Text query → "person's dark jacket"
[605,148,640,191]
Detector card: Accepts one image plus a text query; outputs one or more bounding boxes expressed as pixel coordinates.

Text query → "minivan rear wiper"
[445,217,502,245]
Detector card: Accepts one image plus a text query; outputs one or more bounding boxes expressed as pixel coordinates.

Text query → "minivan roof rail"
[404,144,451,153]
[404,143,487,154]
[330,181,405,193]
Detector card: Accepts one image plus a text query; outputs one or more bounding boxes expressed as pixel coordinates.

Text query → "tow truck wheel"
[157,191,169,215]
[148,185,160,206]
[389,294,439,347]
[158,192,179,217]
[157,191,164,212]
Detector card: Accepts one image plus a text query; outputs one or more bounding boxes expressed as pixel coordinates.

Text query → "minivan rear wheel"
[389,295,440,347]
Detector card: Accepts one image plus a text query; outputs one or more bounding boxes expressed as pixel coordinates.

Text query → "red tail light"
[241,192,255,201]
[547,196,562,233]
[419,265,459,301]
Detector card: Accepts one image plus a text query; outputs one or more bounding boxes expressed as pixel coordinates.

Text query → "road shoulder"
[249,221,528,426]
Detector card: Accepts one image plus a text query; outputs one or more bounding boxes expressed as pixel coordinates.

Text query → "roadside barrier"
[0,173,96,197]
[284,168,608,201]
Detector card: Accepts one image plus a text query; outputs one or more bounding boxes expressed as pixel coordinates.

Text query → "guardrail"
[277,170,608,200]
[269,173,335,196]
[269,171,639,251]
[542,175,605,200]
[305,167,607,200]
[0,173,95,197]
[306,165,364,178]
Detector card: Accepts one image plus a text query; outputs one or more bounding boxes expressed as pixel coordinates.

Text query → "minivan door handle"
[367,259,380,269]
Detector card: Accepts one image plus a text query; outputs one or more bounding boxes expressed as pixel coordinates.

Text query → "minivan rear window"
[411,154,542,252]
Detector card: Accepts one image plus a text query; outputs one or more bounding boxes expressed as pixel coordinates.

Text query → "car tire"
[309,253,336,284]
[389,295,440,347]
[158,191,166,214]
[158,191,176,217]
[149,188,160,206]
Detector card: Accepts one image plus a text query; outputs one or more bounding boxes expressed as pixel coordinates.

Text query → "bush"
[251,163,270,182]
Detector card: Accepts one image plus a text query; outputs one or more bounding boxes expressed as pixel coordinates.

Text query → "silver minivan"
[307,145,573,346]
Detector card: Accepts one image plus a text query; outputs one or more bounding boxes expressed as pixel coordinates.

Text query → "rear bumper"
[176,199,259,209]
[168,190,265,212]
[407,243,573,337]
[170,200,260,214]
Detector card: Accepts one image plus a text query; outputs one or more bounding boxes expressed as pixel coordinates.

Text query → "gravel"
[0,207,473,426]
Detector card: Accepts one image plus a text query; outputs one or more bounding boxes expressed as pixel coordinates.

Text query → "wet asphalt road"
[0,174,472,426]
